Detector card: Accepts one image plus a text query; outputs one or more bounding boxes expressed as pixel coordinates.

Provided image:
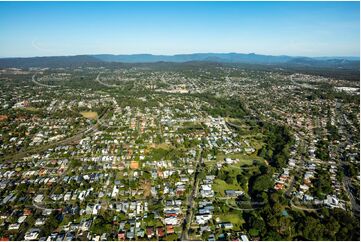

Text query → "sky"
[0,1,359,57]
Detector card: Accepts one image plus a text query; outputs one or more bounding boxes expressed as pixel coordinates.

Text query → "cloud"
[31,39,58,54]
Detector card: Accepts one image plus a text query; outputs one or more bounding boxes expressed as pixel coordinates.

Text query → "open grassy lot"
[182,121,204,129]
[213,179,243,196]
[216,153,264,165]
[212,152,267,196]
[243,137,264,150]
[147,143,170,150]
[217,210,245,228]
[17,107,41,112]
[80,111,98,120]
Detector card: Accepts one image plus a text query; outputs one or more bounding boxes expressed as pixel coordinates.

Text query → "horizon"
[0,52,360,59]
[0,1,360,58]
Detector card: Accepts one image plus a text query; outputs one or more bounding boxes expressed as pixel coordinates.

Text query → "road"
[334,100,359,216]
[95,73,118,88]
[290,198,321,212]
[181,148,203,240]
[285,176,295,197]
[32,74,58,88]
[217,197,265,211]
[289,75,317,90]
[343,177,360,217]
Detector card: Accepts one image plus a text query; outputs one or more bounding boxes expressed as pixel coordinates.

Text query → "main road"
[181,148,204,240]
[343,176,360,217]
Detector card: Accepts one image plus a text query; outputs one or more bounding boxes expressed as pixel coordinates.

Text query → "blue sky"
[0,1,359,57]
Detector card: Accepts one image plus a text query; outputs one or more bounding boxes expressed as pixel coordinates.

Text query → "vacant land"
[80,111,98,120]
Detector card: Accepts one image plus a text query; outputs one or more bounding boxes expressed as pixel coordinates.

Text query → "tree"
[251,174,273,193]
[163,233,178,241]
[236,174,247,187]
[302,216,325,241]
[264,230,283,240]
[201,231,211,241]
[225,175,234,185]
[324,217,340,240]
[249,228,260,237]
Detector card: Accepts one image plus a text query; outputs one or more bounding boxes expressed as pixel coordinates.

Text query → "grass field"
[182,121,204,129]
[147,143,170,150]
[212,152,267,196]
[217,211,244,227]
[216,153,264,165]
[80,111,98,120]
[243,137,264,150]
[213,179,243,196]
[20,107,40,112]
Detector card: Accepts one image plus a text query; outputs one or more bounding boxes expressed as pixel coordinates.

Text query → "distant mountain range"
[93,53,296,63]
[93,53,360,64]
[0,53,359,70]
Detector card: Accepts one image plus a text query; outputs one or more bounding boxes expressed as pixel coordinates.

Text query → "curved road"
[32,74,59,88]
[95,73,119,88]
[290,197,322,212]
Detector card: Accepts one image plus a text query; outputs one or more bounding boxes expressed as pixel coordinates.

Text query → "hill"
[0,53,359,80]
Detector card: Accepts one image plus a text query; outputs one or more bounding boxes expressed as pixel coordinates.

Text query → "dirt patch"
[142,181,151,198]
[148,143,170,150]
[130,161,139,169]
[80,111,98,120]
[0,115,8,121]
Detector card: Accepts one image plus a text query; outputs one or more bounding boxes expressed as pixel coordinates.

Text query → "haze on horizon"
[0,1,359,58]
